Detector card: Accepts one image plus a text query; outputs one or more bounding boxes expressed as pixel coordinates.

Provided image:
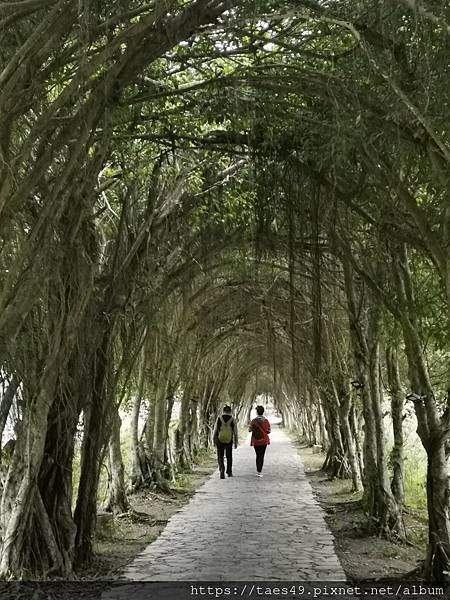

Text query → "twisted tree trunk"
[367,305,405,537]
[336,382,362,491]
[36,391,79,576]
[0,348,64,576]
[322,387,348,478]
[392,243,450,579]
[343,256,404,536]
[74,326,112,566]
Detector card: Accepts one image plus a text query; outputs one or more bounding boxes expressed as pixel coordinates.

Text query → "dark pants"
[254,445,267,473]
[217,442,233,474]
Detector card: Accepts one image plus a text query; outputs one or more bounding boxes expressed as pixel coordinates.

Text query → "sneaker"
[256,472,263,478]
[227,472,233,477]
[220,471,225,479]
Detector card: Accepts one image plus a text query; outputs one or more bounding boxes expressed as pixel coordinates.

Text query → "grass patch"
[404,459,427,510]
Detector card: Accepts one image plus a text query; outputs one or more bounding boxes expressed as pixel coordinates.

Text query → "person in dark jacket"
[248,405,271,477]
[213,405,238,479]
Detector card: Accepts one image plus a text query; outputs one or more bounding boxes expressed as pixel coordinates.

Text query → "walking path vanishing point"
[109,426,345,584]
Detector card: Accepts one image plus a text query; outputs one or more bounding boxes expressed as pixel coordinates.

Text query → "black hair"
[256,405,264,415]
[223,405,232,413]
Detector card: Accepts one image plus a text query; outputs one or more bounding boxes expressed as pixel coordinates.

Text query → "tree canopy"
[0,0,449,582]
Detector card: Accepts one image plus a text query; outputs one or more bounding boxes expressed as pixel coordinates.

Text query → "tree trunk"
[316,394,329,451]
[187,397,200,460]
[104,407,129,514]
[0,370,59,575]
[367,306,405,537]
[322,389,349,478]
[392,243,450,578]
[343,255,403,536]
[143,387,156,480]
[336,382,362,491]
[302,399,317,446]
[386,346,405,506]
[34,387,80,576]
[74,328,112,566]
[445,199,450,338]
[175,386,194,471]
[164,381,177,482]
[199,382,214,449]
[130,362,145,490]
[350,406,365,484]
[174,349,193,471]
[0,375,19,448]
[152,382,171,492]
[425,442,450,580]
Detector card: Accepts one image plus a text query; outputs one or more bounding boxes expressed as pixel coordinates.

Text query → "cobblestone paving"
[103,427,344,594]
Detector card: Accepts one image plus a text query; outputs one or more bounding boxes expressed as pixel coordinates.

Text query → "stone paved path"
[113,426,345,582]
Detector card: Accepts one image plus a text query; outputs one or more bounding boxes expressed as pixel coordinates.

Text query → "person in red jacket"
[248,405,271,477]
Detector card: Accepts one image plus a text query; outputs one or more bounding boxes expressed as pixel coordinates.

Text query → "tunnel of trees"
[0,0,449,582]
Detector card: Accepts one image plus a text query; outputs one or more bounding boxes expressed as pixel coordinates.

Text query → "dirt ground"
[297,443,427,581]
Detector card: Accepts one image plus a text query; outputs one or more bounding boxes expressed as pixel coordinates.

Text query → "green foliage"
[1,0,450,578]
[403,450,427,510]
